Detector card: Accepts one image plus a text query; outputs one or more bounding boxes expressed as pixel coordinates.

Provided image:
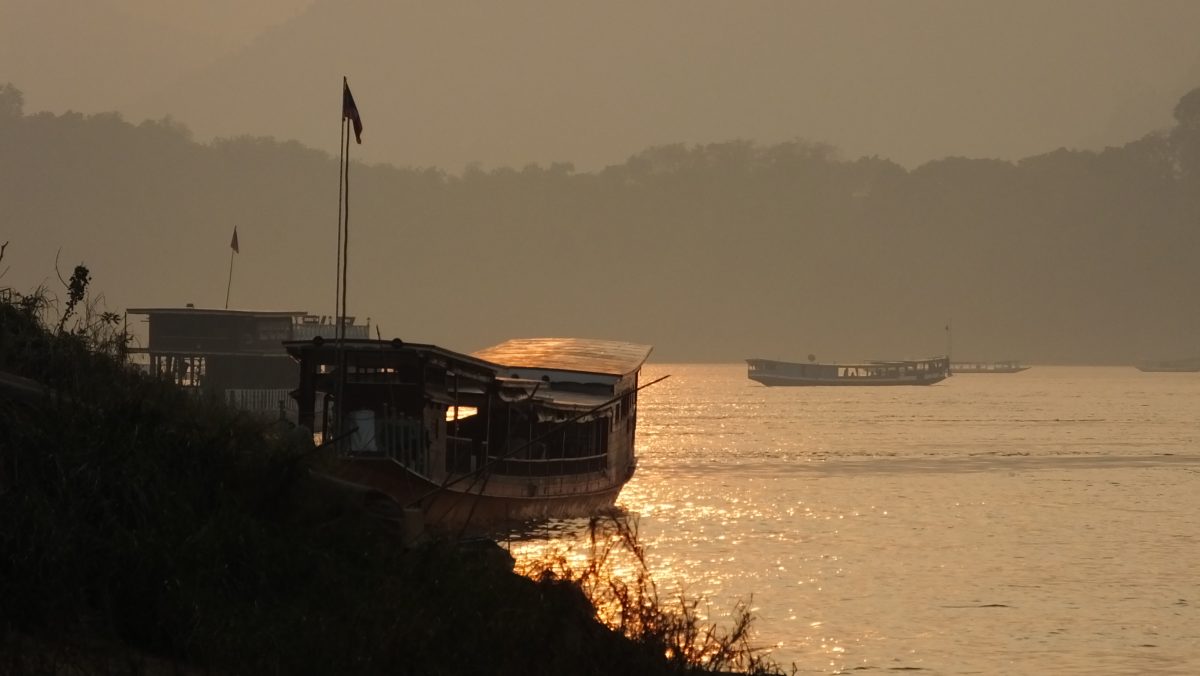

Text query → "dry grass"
[519,511,791,675]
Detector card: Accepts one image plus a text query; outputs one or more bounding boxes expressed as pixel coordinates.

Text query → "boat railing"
[485,453,608,477]
[371,414,429,477]
[225,388,296,420]
[292,321,369,341]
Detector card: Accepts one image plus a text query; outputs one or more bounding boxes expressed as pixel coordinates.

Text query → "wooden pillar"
[295,347,317,432]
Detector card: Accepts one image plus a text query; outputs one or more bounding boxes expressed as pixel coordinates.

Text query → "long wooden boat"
[951,360,1030,374]
[1134,357,1200,372]
[746,356,950,386]
[287,337,653,530]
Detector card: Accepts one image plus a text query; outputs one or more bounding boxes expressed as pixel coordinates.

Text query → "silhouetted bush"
[520,512,787,675]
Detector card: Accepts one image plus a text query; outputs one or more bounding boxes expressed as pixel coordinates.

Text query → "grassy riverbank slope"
[0,284,781,675]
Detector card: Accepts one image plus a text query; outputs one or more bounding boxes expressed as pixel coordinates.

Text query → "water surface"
[509,365,1200,674]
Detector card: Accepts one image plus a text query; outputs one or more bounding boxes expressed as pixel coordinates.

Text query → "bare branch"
[54,247,67,287]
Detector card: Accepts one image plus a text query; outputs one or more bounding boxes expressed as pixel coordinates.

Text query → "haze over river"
[509,364,1200,674]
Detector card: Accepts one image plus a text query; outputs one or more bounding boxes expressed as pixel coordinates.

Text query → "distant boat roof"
[747,356,947,367]
[473,338,653,376]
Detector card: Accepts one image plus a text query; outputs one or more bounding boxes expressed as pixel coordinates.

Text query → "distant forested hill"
[2,82,1198,363]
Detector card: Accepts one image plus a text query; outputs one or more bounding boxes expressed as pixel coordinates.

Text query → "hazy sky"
[5,1,1200,363]
[4,0,1200,171]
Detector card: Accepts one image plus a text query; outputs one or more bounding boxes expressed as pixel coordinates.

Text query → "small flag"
[230,227,239,254]
[343,77,363,144]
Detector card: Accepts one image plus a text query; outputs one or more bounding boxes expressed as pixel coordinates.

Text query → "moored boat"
[287,336,654,529]
[746,356,950,386]
[951,360,1030,374]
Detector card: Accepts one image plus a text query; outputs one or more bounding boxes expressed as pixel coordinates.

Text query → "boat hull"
[951,366,1030,374]
[747,356,951,386]
[331,455,631,531]
[748,372,949,386]
[1134,357,1200,372]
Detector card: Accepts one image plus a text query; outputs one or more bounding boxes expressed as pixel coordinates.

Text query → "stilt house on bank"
[125,307,368,418]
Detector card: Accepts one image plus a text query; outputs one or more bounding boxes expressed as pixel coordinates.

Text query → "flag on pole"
[230,227,239,254]
[343,77,363,144]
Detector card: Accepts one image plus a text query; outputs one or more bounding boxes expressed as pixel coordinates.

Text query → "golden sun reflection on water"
[507,365,1200,673]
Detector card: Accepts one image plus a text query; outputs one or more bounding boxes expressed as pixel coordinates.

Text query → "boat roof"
[473,338,653,377]
[284,339,500,375]
[127,307,307,318]
[748,356,947,367]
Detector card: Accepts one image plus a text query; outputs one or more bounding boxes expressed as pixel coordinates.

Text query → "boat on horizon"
[287,336,654,530]
[1134,356,1200,372]
[746,355,951,386]
[951,360,1030,374]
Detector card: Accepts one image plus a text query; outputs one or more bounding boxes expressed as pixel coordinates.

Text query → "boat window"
[153,354,206,388]
[445,405,478,422]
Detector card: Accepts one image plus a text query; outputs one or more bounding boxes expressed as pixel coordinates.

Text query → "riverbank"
[0,284,781,675]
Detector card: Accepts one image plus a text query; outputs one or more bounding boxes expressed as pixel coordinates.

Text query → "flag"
[230,227,239,254]
[343,77,363,144]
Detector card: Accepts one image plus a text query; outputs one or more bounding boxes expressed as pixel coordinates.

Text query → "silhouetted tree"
[0,83,22,118]
[1170,87,1200,180]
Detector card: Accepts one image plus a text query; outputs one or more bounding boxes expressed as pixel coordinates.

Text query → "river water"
[506,364,1200,674]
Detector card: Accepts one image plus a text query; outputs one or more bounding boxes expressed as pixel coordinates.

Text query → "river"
[507,364,1200,674]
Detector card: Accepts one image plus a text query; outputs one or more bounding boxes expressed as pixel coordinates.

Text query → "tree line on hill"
[2,82,1198,363]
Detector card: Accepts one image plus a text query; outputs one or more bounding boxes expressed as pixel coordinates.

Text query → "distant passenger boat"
[1134,357,1200,372]
[746,356,950,386]
[951,360,1030,374]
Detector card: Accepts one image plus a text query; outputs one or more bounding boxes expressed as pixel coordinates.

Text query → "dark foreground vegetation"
[0,272,785,675]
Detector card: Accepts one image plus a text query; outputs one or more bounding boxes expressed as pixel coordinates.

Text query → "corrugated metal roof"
[473,338,653,376]
[283,339,502,375]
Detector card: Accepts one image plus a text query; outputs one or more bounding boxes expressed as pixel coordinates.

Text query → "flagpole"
[341,112,350,345]
[334,99,348,444]
[224,246,235,309]
[336,108,351,440]
[334,75,362,446]
[336,106,346,339]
